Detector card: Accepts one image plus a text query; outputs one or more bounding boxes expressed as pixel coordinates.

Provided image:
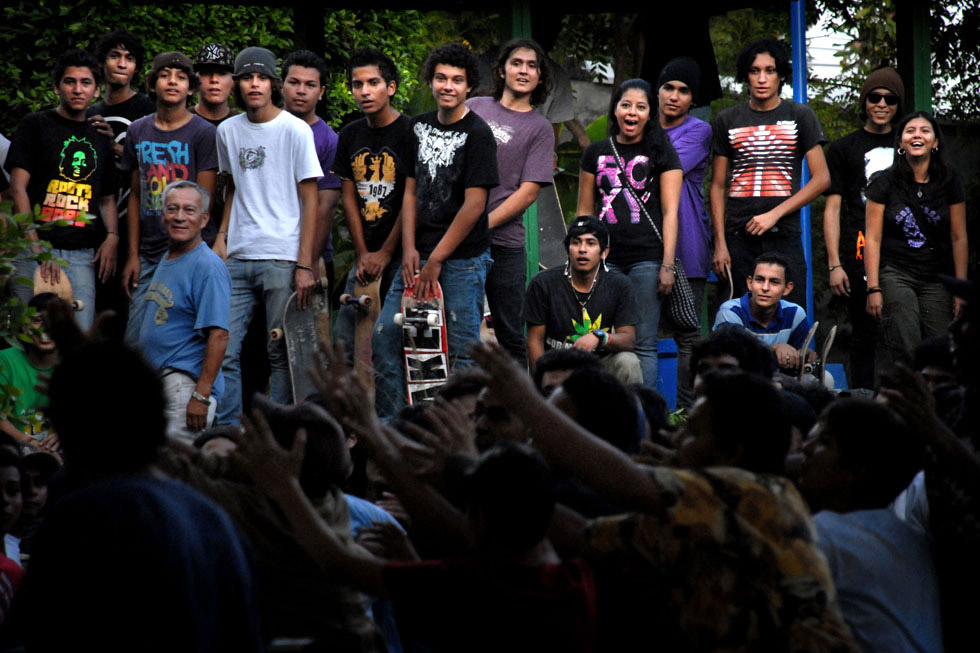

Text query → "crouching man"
[139,180,231,439]
[524,216,641,385]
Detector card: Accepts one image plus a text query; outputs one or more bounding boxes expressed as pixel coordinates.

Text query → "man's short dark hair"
[690,324,776,380]
[492,39,552,106]
[48,342,166,478]
[821,398,922,507]
[464,442,555,555]
[561,367,644,454]
[347,48,400,89]
[53,49,103,87]
[282,49,328,87]
[232,77,283,109]
[752,252,791,284]
[421,43,479,93]
[95,29,146,84]
[28,292,58,312]
[735,38,791,91]
[564,215,609,252]
[532,348,600,391]
[699,369,790,474]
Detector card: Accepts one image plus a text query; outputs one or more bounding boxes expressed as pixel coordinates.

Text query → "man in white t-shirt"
[213,47,321,423]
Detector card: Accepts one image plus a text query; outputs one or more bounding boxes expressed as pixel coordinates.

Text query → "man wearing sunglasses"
[823,68,905,389]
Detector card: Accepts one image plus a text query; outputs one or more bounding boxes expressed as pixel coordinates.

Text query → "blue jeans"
[123,256,157,350]
[607,260,663,390]
[485,244,527,361]
[216,258,294,424]
[372,251,492,419]
[11,247,96,330]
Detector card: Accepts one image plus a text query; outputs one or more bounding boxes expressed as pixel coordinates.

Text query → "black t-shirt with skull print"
[407,109,498,260]
[5,109,118,250]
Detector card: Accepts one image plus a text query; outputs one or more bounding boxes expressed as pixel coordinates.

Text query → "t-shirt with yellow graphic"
[333,114,413,252]
[4,109,117,250]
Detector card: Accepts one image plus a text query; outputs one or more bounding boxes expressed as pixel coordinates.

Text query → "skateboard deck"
[340,277,381,397]
[797,321,819,381]
[537,178,568,270]
[803,324,837,385]
[313,260,331,345]
[33,266,83,311]
[394,277,449,405]
[270,274,330,404]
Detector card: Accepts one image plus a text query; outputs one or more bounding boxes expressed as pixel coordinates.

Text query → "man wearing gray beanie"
[823,67,905,389]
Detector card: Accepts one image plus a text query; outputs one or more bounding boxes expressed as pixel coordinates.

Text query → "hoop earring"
[897,147,906,155]
[933,145,939,153]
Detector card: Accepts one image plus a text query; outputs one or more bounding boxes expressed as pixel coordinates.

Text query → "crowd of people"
[0,27,975,652]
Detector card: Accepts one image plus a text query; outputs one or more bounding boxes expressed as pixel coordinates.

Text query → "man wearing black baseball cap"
[523,216,642,384]
[191,42,237,127]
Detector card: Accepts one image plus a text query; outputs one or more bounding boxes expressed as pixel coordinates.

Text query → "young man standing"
[524,217,641,385]
[213,47,322,423]
[710,38,829,308]
[656,56,714,408]
[120,51,218,350]
[466,39,555,362]
[5,49,119,330]
[281,50,342,293]
[373,43,498,418]
[823,68,904,389]
[191,43,238,127]
[191,42,238,247]
[332,48,413,363]
[712,252,814,373]
[139,181,230,440]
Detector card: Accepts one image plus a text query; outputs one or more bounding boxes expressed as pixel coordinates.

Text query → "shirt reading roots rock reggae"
[712,101,826,234]
[4,109,117,250]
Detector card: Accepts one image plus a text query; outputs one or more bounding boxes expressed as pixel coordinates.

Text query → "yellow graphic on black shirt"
[41,135,97,226]
[351,150,397,223]
[145,281,175,325]
[569,309,603,343]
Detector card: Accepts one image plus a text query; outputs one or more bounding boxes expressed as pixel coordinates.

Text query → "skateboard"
[536,175,568,270]
[394,277,449,405]
[803,324,837,387]
[797,321,819,381]
[33,266,83,311]
[339,277,381,397]
[270,265,331,404]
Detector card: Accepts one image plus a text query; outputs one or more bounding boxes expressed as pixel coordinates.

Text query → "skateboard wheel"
[394,313,405,326]
[340,293,353,304]
[270,328,284,341]
[317,277,329,291]
[358,295,371,307]
[426,314,438,327]
[73,300,85,312]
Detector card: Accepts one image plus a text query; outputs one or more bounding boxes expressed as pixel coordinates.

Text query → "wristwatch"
[593,329,609,351]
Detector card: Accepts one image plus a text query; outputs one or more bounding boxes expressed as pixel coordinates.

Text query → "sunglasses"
[867,92,900,106]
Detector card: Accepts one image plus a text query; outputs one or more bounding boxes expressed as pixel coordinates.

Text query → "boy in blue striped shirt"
[713,252,813,371]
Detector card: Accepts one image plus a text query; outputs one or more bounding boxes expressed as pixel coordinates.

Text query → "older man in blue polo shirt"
[713,252,813,372]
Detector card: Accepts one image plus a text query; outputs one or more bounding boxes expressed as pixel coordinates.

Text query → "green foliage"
[709,8,790,80]
[551,13,617,81]
[0,1,294,135]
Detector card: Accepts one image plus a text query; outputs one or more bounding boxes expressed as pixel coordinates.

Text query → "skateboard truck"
[340,293,373,312]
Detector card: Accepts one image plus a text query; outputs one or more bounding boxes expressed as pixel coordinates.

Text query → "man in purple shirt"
[282,50,342,293]
[657,57,712,408]
[467,39,555,362]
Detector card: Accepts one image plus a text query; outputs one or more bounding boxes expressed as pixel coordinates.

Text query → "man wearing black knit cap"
[657,56,713,408]
[823,67,905,389]
[524,216,641,385]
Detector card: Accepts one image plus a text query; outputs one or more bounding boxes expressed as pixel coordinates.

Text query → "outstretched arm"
[470,341,662,514]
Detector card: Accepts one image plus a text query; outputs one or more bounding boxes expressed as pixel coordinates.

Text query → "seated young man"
[524,217,641,386]
[799,398,942,653]
[713,252,814,372]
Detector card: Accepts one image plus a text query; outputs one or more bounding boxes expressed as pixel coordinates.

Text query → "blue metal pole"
[790,0,813,319]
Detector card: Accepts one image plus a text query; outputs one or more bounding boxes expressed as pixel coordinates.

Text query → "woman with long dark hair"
[576,79,682,388]
[864,111,968,361]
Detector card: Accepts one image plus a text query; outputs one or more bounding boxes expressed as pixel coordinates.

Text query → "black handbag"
[608,138,700,330]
